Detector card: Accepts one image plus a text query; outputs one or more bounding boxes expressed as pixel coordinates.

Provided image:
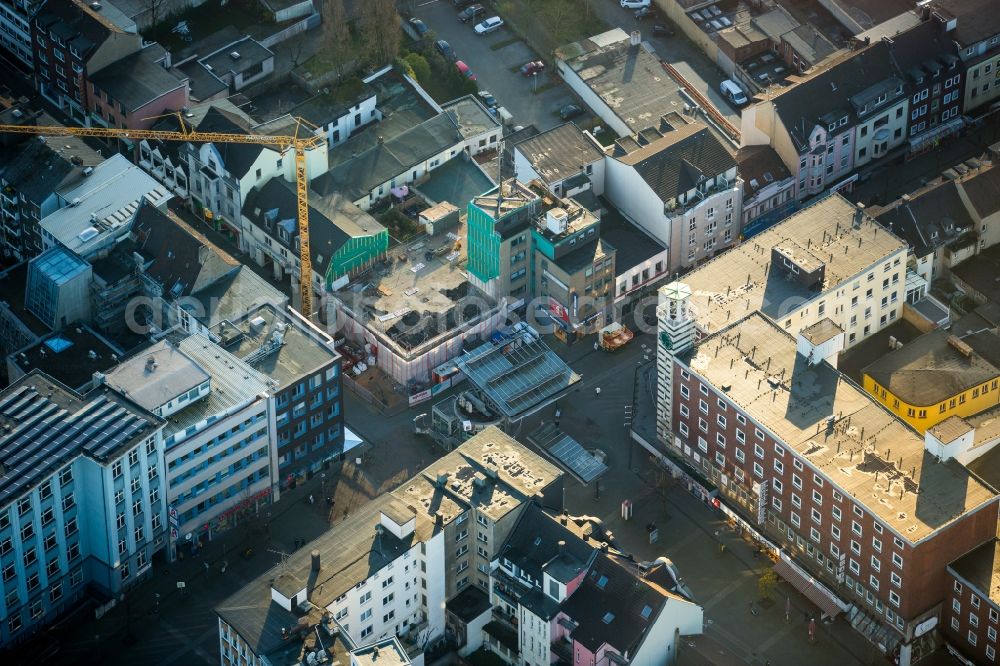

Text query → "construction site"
[328,227,505,389]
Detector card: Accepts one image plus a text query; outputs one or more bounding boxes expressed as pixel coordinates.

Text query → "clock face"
[660,331,672,350]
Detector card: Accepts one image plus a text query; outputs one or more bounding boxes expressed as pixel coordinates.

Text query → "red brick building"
[665,311,999,664]
[31,0,141,126]
[944,540,1000,663]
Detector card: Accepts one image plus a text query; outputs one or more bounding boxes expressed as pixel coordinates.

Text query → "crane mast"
[0,118,323,315]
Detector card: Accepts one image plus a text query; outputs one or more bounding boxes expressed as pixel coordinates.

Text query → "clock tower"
[656,282,696,443]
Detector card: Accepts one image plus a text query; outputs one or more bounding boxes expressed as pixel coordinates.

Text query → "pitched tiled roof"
[90,47,187,112]
[873,180,975,258]
[194,107,265,178]
[616,123,736,202]
[959,167,1000,218]
[243,178,386,277]
[513,122,604,184]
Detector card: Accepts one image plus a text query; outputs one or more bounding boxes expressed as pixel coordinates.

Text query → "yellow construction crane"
[0,117,325,316]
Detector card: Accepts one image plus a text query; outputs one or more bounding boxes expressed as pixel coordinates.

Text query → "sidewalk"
[561,430,877,665]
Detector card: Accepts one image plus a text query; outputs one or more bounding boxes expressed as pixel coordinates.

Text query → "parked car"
[478,90,498,108]
[458,4,484,22]
[652,24,674,37]
[435,40,456,60]
[620,0,650,8]
[634,7,655,20]
[559,103,584,120]
[520,60,545,76]
[474,16,504,34]
[456,60,477,81]
[719,79,748,107]
[453,0,475,7]
[409,18,429,37]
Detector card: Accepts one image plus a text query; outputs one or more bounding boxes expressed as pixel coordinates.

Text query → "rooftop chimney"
[311,549,321,572]
[630,30,641,47]
[558,540,566,553]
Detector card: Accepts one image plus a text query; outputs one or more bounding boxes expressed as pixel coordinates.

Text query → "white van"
[720,79,748,107]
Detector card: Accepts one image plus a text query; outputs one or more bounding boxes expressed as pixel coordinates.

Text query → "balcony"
[492,581,519,607]
[550,639,573,664]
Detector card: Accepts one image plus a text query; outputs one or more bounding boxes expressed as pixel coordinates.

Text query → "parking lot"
[412,1,577,132]
[583,0,741,126]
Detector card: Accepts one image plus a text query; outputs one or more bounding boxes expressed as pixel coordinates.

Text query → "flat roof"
[675,194,907,335]
[457,330,581,420]
[10,325,122,392]
[352,639,411,666]
[801,318,843,345]
[556,29,692,135]
[104,339,210,412]
[442,95,501,141]
[216,493,435,655]
[0,372,162,507]
[470,179,540,226]
[199,37,274,77]
[336,235,498,354]
[212,304,338,387]
[961,407,1000,487]
[952,244,1000,305]
[165,336,273,441]
[446,586,492,623]
[415,154,496,212]
[686,311,998,542]
[949,539,1000,606]
[598,203,665,276]
[863,329,1000,406]
[396,426,563,522]
[217,427,559,651]
[928,415,974,445]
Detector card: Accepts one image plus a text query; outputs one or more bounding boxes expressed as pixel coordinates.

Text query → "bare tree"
[360,0,401,67]
[146,0,167,42]
[321,0,354,79]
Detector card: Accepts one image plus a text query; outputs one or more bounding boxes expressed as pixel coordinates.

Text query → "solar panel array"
[458,333,580,419]
[0,382,155,505]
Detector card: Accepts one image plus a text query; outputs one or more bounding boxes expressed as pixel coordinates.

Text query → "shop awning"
[773,558,845,619]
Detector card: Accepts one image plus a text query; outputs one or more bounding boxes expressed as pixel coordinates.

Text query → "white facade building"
[654,195,909,441]
[0,372,166,645]
[102,336,277,559]
[604,123,742,273]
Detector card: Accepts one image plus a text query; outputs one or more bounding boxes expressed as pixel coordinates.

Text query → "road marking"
[702,574,753,612]
[417,0,440,5]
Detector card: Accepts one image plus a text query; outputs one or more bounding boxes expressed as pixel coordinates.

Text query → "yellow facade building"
[862,329,1000,433]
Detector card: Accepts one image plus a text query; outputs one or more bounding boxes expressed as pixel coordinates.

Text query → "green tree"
[758,570,778,601]
[395,56,416,81]
[361,0,401,66]
[404,53,431,84]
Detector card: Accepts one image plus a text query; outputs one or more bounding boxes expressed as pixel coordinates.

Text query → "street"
[7,322,894,665]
